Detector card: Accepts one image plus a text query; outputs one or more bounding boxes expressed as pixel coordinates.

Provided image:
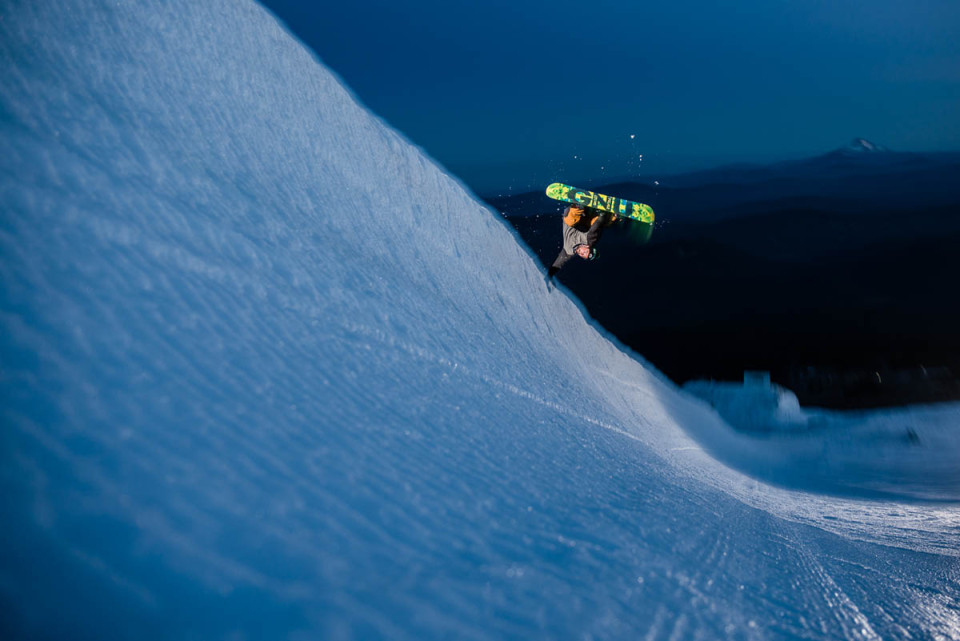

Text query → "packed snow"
[1,1,958,639]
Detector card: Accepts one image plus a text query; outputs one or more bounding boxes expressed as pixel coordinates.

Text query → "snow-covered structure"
[1,1,958,639]
[685,372,810,433]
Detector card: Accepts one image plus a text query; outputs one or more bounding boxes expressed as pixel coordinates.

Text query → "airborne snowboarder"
[543,183,654,279]
[547,203,618,278]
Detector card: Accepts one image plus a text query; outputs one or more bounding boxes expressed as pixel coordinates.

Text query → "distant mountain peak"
[841,138,888,154]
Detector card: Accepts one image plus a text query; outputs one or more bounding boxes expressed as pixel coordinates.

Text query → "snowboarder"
[547,203,617,278]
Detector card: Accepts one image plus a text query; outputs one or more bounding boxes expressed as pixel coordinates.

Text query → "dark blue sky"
[261,0,960,194]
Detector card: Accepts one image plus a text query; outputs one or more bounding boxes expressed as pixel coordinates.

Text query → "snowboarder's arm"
[548,250,574,278]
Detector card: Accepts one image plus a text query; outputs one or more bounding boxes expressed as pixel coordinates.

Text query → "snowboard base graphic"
[546,183,655,225]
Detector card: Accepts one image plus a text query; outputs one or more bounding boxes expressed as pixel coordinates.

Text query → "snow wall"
[1,1,958,639]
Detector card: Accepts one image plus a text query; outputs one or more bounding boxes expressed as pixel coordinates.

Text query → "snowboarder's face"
[575,245,591,259]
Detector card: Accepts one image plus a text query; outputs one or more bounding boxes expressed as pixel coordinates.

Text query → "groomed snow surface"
[1,1,958,639]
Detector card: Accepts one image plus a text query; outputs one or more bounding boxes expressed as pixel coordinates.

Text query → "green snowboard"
[546,182,655,224]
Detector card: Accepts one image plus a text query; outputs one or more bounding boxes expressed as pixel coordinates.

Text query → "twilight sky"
[261,0,960,194]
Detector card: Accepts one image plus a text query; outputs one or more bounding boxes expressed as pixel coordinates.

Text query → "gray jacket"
[548,209,609,277]
[561,222,590,255]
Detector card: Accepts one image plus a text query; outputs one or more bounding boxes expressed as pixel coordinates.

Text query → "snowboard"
[546,182,655,225]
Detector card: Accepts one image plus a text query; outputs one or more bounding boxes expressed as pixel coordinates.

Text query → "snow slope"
[1,1,958,639]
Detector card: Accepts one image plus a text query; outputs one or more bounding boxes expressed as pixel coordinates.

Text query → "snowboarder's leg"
[585,213,610,247]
